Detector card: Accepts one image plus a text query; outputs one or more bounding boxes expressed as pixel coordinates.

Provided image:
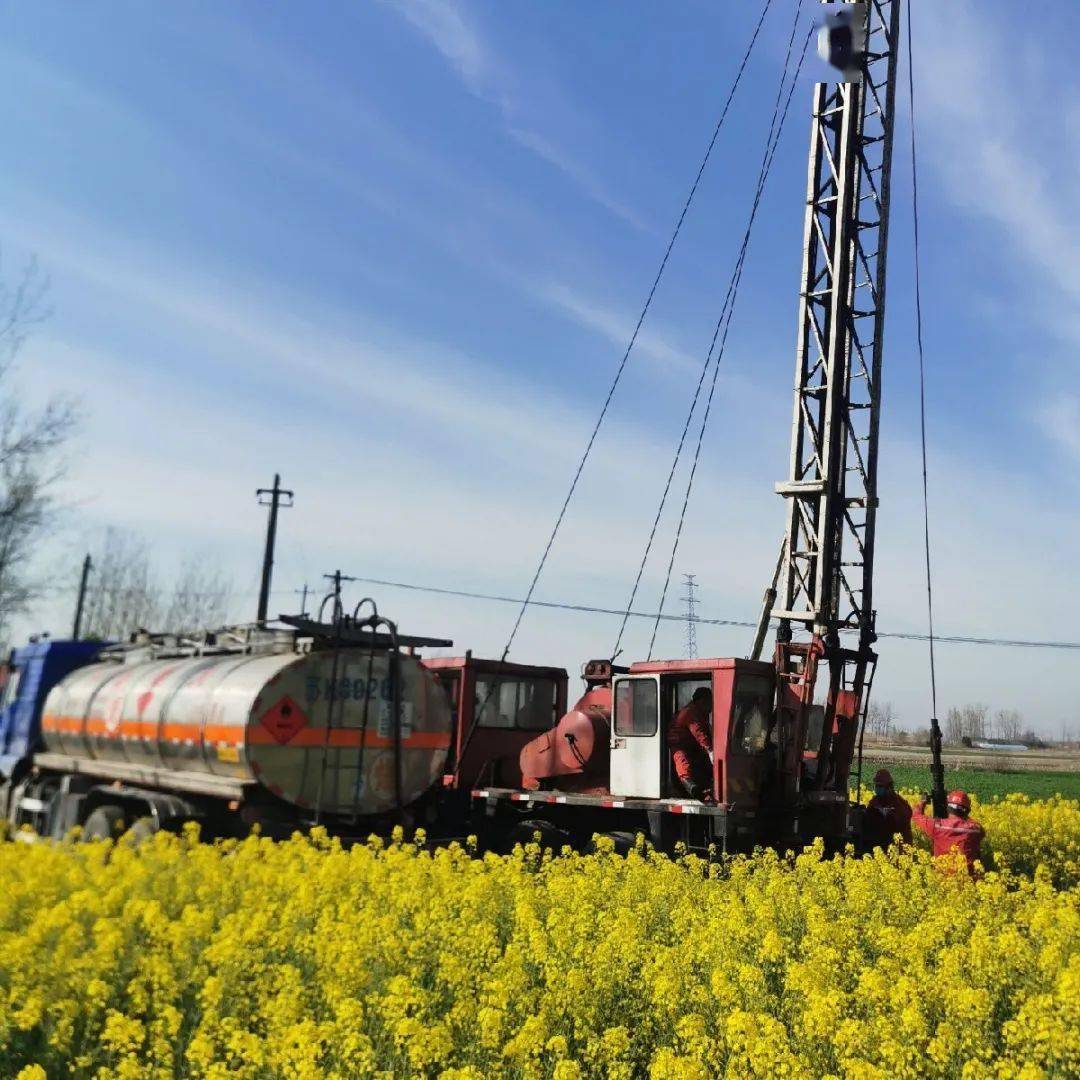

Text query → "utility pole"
[72,554,92,640]
[296,583,311,617]
[321,570,358,620]
[256,474,294,625]
[682,573,699,660]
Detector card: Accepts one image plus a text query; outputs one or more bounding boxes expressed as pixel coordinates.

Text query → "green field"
[854,760,1080,801]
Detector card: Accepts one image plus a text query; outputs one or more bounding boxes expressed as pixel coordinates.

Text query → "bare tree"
[944,706,963,744]
[965,704,989,740]
[944,703,988,744]
[81,528,162,640]
[0,258,78,639]
[163,556,232,636]
[865,700,896,740]
[993,708,1023,742]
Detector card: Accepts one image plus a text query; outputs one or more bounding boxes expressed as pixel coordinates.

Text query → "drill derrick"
[773,1,901,793]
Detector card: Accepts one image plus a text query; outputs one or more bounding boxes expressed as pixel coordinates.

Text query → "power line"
[345,575,1080,653]
[613,1,805,661]
[65,578,1078,653]
[500,0,777,666]
[649,21,813,660]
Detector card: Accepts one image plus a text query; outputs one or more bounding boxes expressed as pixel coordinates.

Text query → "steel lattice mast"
[682,574,699,659]
[772,0,901,793]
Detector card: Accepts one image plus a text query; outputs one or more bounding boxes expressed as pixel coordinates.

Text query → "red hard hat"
[947,790,971,814]
[873,768,893,786]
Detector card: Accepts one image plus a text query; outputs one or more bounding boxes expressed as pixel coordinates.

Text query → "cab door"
[722,671,778,806]
[609,675,661,798]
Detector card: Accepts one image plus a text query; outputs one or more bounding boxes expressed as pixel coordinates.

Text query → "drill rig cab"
[609,659,775,806]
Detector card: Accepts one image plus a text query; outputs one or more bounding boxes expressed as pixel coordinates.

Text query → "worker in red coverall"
[862,768,913,851]
[667,687,713,801]
[912,790,985,875]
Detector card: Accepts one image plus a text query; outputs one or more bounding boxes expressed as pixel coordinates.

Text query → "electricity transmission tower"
[682,573,699,659]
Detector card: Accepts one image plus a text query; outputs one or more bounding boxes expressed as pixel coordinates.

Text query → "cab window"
[804,704,825,753]
[614,679,658,737]
[474,676,557,731]
[674,678,710,713]
[0,666,22,712]
[436,673,460,725]
[730,674,772,754]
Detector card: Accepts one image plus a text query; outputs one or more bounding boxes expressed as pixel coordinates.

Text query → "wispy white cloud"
[0,43,701,421]
[505,126,651,233]
[1038,395,1080,462]
[13,21,669,388]
[381,0,651,232]
[6,202,696,504]
[20,316,778,653]
[535,281,700,375]
[917,1,1080,320]
[914,1,1080,478]
[389,0,495,98]
[30,18,661,372]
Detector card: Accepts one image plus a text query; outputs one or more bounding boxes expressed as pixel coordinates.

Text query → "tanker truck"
[0,612,567,842]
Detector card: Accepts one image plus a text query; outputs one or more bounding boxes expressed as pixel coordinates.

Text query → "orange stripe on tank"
[248,727,451,750]
[41,715,242,748]
[38,716,443,752]
[157,721,241,745]
[43,715,84,734]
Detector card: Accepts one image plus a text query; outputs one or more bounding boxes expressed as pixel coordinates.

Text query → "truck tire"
[510,819,568,851]
[83,805,126,841]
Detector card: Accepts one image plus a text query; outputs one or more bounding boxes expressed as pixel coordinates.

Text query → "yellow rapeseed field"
[973,794,1080,887]
[1,794,1078,1080]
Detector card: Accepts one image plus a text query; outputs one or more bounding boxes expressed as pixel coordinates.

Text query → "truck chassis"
[474,786,858,856]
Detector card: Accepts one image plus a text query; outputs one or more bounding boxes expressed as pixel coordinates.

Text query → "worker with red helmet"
[861,767,912,851]
[667,687,713,801]
[912,789,985,875]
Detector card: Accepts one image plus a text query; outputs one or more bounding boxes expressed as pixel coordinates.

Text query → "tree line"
[0,259,232,645]
[864,700,1046,747]
[78,528,232,640]
[0,259,76,643]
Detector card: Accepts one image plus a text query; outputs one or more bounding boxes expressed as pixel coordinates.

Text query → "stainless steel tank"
[41,648,452,815]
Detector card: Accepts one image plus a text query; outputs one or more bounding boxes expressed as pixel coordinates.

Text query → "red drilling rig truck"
[472,0,904,854]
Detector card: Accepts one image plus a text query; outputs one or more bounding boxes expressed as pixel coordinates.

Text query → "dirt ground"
[863,741,1080,773]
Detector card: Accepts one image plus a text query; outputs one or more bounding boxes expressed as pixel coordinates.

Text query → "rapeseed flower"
[0,795,1075,1077]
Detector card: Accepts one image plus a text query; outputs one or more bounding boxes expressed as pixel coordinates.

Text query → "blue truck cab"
[0,638,102,780]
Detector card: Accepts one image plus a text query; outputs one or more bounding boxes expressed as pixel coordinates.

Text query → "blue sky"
[4,0,1078,735]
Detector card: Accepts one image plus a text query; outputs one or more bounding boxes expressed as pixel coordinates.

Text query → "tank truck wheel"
[123,817,159,846]
[509,819,568,853]
[83,804,126,841]
[588,831,641,856]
